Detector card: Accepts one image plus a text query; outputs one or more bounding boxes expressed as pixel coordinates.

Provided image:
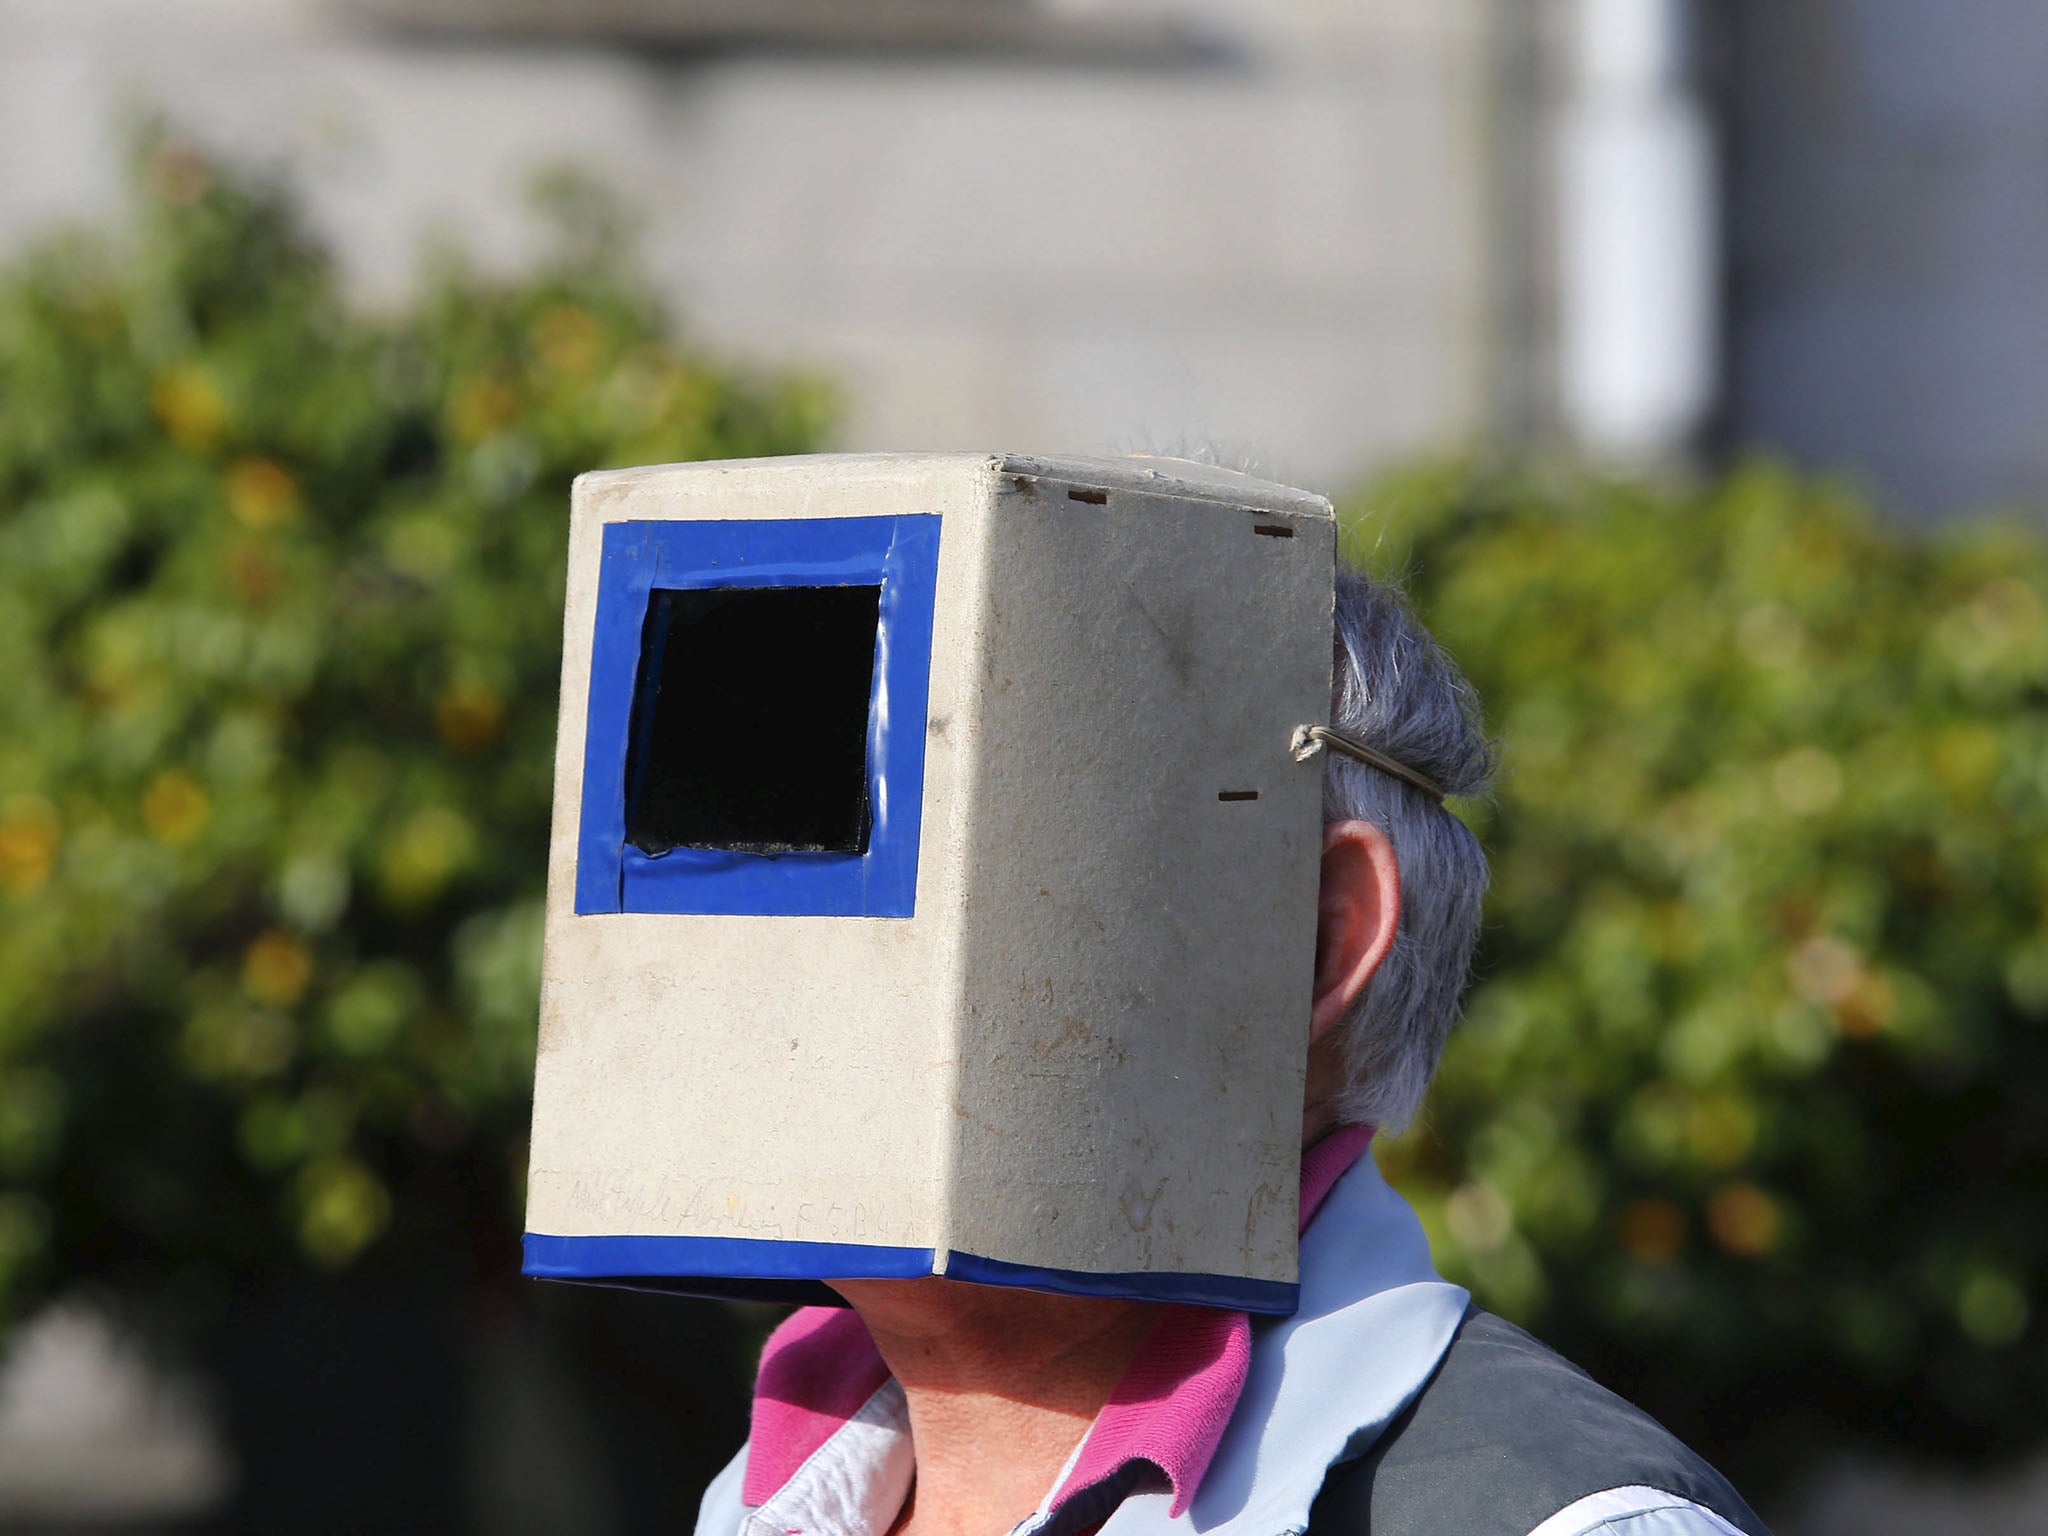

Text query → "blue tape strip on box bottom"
[521,1232,1301,1315]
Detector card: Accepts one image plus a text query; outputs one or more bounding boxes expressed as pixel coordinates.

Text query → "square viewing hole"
[623,584,882,855]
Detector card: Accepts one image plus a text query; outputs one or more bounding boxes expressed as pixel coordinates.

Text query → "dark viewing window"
[623,584,882,855]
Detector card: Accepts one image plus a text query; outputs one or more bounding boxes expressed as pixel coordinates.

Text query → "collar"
[743,1127,1375,1521]
[706,1150,1469,1536]
[1100,1153,1467,1536]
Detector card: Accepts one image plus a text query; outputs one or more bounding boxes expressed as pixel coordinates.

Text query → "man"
[693,565,1769,1536]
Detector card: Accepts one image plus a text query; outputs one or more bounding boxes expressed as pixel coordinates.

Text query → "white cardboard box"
[523,452,1335,1312]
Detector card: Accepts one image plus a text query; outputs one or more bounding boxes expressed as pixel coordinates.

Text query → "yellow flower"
[1707,1183,1781,1257]
[448,377,519,443]
[532,303,602,378]
[142,771,211,847]
[225,456,301,529]
[295,1157,391,1267]
[0,795,59,897]
[243,930,314,1008]
[435,684,504,752]
[151,365,230,448]
[380,806,476,905]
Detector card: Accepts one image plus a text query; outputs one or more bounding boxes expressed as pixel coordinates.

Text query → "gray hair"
[1323,565,1495,1134]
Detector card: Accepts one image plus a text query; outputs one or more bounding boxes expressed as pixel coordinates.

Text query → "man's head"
[1305,567,1495,1139]
[528,455,1488,1310]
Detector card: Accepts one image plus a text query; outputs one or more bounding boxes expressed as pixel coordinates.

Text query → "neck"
[830,1277,1159,1536]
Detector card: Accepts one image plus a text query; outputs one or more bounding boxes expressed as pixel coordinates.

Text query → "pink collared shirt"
[743,1126,1374,1528]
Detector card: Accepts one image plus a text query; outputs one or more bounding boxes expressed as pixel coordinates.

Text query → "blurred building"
[1723,0,2048,516]
[6,1,2045,510]
[0,0,1509,496]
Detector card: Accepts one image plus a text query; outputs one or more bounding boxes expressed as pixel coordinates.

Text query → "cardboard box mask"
[523,453,1336,1314]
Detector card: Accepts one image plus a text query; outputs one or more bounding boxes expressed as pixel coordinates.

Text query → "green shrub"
[0,132,830,1325]
[1361,462,2048,1485]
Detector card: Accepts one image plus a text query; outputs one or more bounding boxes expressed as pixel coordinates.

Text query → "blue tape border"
[522,1231,938,1284]
[943,1251,1298,1314]
[521,1232,1301,1315]
[573,515,942,918]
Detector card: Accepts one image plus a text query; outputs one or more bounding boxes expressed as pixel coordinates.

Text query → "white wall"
[0,0,1495,494]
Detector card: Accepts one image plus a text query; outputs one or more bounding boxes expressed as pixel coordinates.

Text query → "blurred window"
[345,1,1190,55]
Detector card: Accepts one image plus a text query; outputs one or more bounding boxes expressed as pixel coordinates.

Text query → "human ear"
[1309,819,1401,1044]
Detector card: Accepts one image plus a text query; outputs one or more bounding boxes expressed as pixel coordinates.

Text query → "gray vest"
[1307,1308,1771,1536]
